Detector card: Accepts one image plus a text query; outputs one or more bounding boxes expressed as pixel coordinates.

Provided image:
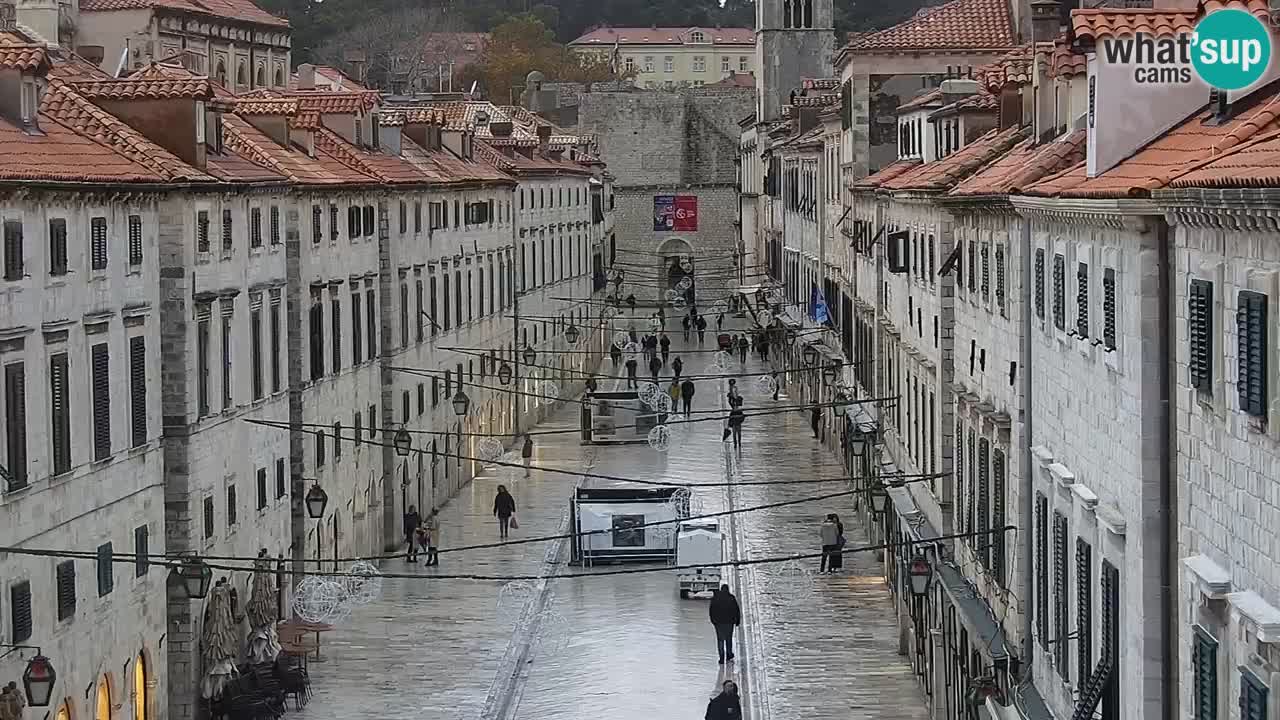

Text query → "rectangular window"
[401,283,410,347]
[48,218,67,276]
[368,404,376,438]
[1053,253,1066,330]
[227,482,237,527]
[454,270,462,326]
[270,299,281,393]
[312,205,323,243]
[196,210,210,253]
[991,448,1005,585]
[4,362,26,489]
[275,457,286,499]
[203,496,214,539]
[355,411,362,445]
[128,215,143,266]
[967,239,977,292]
[10,581,31,641]
[348,206,359,238]
[443,272,452,330]
[250,308,263,401]
[310,296,324,381]
[432,377,440,408]
[1238,290,1268,417]
[90,216,108,270]
[91,342,111,460]
[399,200,407,234]
[270,206,280,245]
[49,353,71,474]
[352,292,363,364]
[331,296,341,373]
[97,542,113,596]
[197,312,210,416]
[995,245,1005,309]
[221,308,233,409]
[1190,279,1214,392]
[1052,511,1069,675]
[3,220,22,280]
[417,383,425,415]
[429,275,438,337]
[221,208,233,253]
[1103,268,1117,350]
[1191,628,1219,720]
[416,280,425,342]
[1035,248,1045,319]
[414,201,422,233]
[333,422,342,459]
[1077,538,1094,687]
[366,288,376,359]
[129,337,147,447]
[330,205,339,241]
[664,56,673,73]
[362,206,375,236]
[56,560,76,620]
[980,242,990,299]
[1035,492,1049,650]
[977,437,990,567]
[256,467,267,510]
[402,390,410,423]
[1077,262,1090,336]
[250,207,263,248]
[740,56,748,71]
[134,525,148,577]
[1242,672,1269,720]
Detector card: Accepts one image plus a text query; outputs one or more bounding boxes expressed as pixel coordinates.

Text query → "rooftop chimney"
[1029,0,1060,45]
[343,50,367,84]
[15,0,59,47]
[940,78,980,106]
[297,63,315,90]
[537,124,552,154]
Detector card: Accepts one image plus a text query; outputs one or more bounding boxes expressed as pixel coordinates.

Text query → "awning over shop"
[936,563,1009,661]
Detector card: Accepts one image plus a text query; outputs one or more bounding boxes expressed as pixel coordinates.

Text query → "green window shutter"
[1192,627,1218,720]
[1189,279,1214,391]
[1238,290,1269,416]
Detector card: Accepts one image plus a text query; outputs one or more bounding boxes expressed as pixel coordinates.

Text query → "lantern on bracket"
[907,554,933,597]
[564,323,581,345]
[21,654,56,707]
[304,481,329,519]
[452,389,471,417]
[498,362,514,386]
[522,345,537,367]
[393,426,413,457]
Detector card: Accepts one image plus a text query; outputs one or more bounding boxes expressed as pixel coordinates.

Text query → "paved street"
[294,319,927,720]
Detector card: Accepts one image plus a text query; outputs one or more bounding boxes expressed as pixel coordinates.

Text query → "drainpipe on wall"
[1157,217,1178,720]
[1018,215,1035,674]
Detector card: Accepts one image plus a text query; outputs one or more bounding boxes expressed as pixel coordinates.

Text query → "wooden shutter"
[1053,511,1069,673]
[3,220,23,280]
[309,301,324,381]
[352,292,363,364]
[196,210,210,253]
[221,208,232,251]
[1035,248,1045,319]
[1103,267,1117,350]
[348,206,358,237]
[250,207,262,247]
[56,560,76,620]
[128,215,143,266]
[330,205,339,240]
[227,483,237,526]
[4,362,26,489]
[991,448,1006,585]
[399,200,407,233]
[366,288,376,357]
[1076,539,1093,687]
[1238,290,1269,416]
[89,217,108,270]
[270,206,280,245]
[91,343,110,460]
[97,542,113,596]
[311,205,322,243]
[1077,262,1090,336]
[331,297,341,373]
[203,496,214,538]
[1035,493,1049,648]
[977,437,990,568]
[363,205,375,236]
[49,353,70,474]
[257,467,267,509]
[1189,279,1214,391]
[10,581,31,641]
[1192,627,1218,720]
[134,525,148,577]
[129,336,146,448]
[275,457,286,499]
[49,218,67,275]
[1241,672,1268,720]
[995,245,1005,309]
[954,423,965,535]
[1053,253,1066,329]
[980,243,990,298]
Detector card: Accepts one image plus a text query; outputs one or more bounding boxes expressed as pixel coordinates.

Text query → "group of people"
[402,505,440,565]
[682,313,709,343]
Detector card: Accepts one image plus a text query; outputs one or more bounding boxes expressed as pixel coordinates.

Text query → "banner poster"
[654,195,675,231]
[673,195,698,231]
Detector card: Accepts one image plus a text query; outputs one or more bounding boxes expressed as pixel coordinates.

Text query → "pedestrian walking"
[493,485,516,539]
[403,505,422,562]
[658,306,666,326]
[760,337,770,361]
[672,356,684,379]
[716,313,724,331]
[650,312,662,332]
[820,514,840,573]
[625,357,639,388]
[521,434,534,477]
[772,371,780,401]
[648,354,662,383]
[682,315,691,341]
[705,681,742,720]
[659,332,671,365]
[423,508,440,566]
[708,584,741,664]
[727,405,745,450]
[696,315,707,344]
[830,513,846,571]
[727,379,743,408]
[681,378,695,414]
[738,336,749,363]
[811,403,821,438]
[669,379,681,406]
[610,343,622,368]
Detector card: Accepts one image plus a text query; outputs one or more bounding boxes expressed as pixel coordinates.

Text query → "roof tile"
[79,0,288,27]
[72,77,213,100]
[950,130,1086,196]
[852,159,922,190]
[0,43,48,71]
[883,125,1029,191]
[844,0,1016,53]
[0,112,163,184]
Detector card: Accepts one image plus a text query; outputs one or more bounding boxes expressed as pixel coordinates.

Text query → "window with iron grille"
[256,467,267,510]
[977,437,990,567]
[48,218,67,276]
[129,337,146,448]
[1238,290,1268,417]
[56,560,75,620]
[10,581,31,641]
[1076,262,1090,336]
[196,210,210,253]
[2,220,22,281]
[90,216,108,270]
[991,448,1006,585]
[203,496,214,539]
[91,342,111,460]
[1242,672,1269,720]
[366,288,376,357]
[331,296,341,373]
[1077,538,1093,686]
[134,525,148,576]
[309,296,324,381]
[97,542,113,596]
[270,206,280,245]
[250,207,263,248]
[126,215,143,266]
[227,483,237,526]
[1053,253,1066,330]
[4,362,27,490]
[221,208,232,252]
[49,352,70,474]
[1036,493,1049,649]
[1052,511,1069,675]
[312,205,322,243]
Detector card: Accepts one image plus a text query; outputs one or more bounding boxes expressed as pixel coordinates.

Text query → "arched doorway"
[95,678,110,720]
[656,237,695,307]
[132,653,147,720]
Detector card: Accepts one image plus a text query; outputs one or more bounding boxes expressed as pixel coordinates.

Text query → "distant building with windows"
[568,26,754,90]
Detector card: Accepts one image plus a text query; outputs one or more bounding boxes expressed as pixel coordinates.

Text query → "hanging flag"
[811,286,831,325]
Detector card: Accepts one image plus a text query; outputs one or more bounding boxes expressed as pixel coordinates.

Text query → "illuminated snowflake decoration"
[624,342,641,363]
[292,577,352,625]
[711,299,729,316]
[669,487,693,517]
[536,610,573,654]
[763,558,816,602]
[755,374,779,397]
[602,306,620,323]
[711,352,732,373]
[637,381,662,405]
[538,381,561,402]
[672,296,687,311]
[652,394,673,414]
[647,424,671,452]
[756,310,774,328]
[496,580,538,615]
[664,289,680,302]
[478,437,504,462]
[499,451,524,481]
[341,561,383,605]
[676,276,693,292]
[613,331,630,350]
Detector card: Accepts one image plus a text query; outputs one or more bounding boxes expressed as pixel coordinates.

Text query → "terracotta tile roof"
[313,128,425,184]
[205,147,287,182]
[402,138,514,185]
[71,77,213,100]
[1070,8,1197,43]
[222,114,370,185]
[0,43,48,72]
[1025,90,1280,198]
[570,26,754,46]
[0,112,164,184]
[78,0,288,27]
[234,97,300,116]
[288,111,320,129]
[40,80,211,181]
[708,72,757,88]
[931,91,999,118]
[291,91,379,114]
[851,159,922,190]
[1049,39,1086,78]
[898,89,944,113]
[844,0,1016,53]
[46,52,114,81]
[1165,128,1280,187]
[883,125,1029,191]
[975,45,1042,91]
[950,130,1086,196]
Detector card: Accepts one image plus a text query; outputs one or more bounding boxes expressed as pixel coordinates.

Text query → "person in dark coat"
[727,406,745,450]
[648,354,662,383]
[493,486,516,539]
[521,434,534,477]
[403,505,421,562]
[682,315,691,341]
[625,357,639,388]
[738,336,749,363]
[671,356,684,379]
[610,343,622,368]
[810,403,821,438]
[659,332,671,365]
[708,585,741,664]
[696,315,707,344]
[681,378,695,414]
[705,680,742,720]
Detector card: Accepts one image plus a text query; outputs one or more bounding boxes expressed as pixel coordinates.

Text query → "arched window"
[803,0,812,27]
[236,63,247,88]
[133,653,148,720]
[96,679,111,720]
[689,30,705,43]
[783,0,792,28]
[215,60,226,86]
[255,66,265,87]
[793,0,803,29]
[273,67,283,87]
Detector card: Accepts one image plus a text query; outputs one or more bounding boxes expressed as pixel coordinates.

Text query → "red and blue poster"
[654,195,675,231]
[654,195,699,231]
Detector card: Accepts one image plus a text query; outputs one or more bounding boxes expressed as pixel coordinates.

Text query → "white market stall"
[570,487,680,566]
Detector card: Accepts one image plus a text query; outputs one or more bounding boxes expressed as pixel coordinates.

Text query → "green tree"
[471,14,623,103]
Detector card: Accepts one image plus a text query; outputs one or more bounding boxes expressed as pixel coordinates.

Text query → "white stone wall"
[0,194,168,720]
[1172,213,1280,720]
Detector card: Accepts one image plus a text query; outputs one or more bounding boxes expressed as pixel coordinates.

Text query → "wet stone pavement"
[292,320,928,720]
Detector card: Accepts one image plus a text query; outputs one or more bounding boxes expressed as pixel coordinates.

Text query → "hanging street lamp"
[521,345,537,367]
[564,323,581,345]
[304,481,328,519]
[822,362,840,383]
[869,486,889,515]
[625,293,637,309]
[802,346,819,366]
[168,555,214,600]
[908,554,933,597]
[452,389,471,417]
[393,426,413,457]
[21,653,56,707]
[498,361,513,385]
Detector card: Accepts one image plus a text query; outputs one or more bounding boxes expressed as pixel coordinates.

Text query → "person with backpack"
[648,354,662,384]
[727,405,745,450]
[493,486,517,539]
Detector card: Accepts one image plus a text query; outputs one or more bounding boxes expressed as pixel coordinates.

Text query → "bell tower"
[755,0,835,121]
